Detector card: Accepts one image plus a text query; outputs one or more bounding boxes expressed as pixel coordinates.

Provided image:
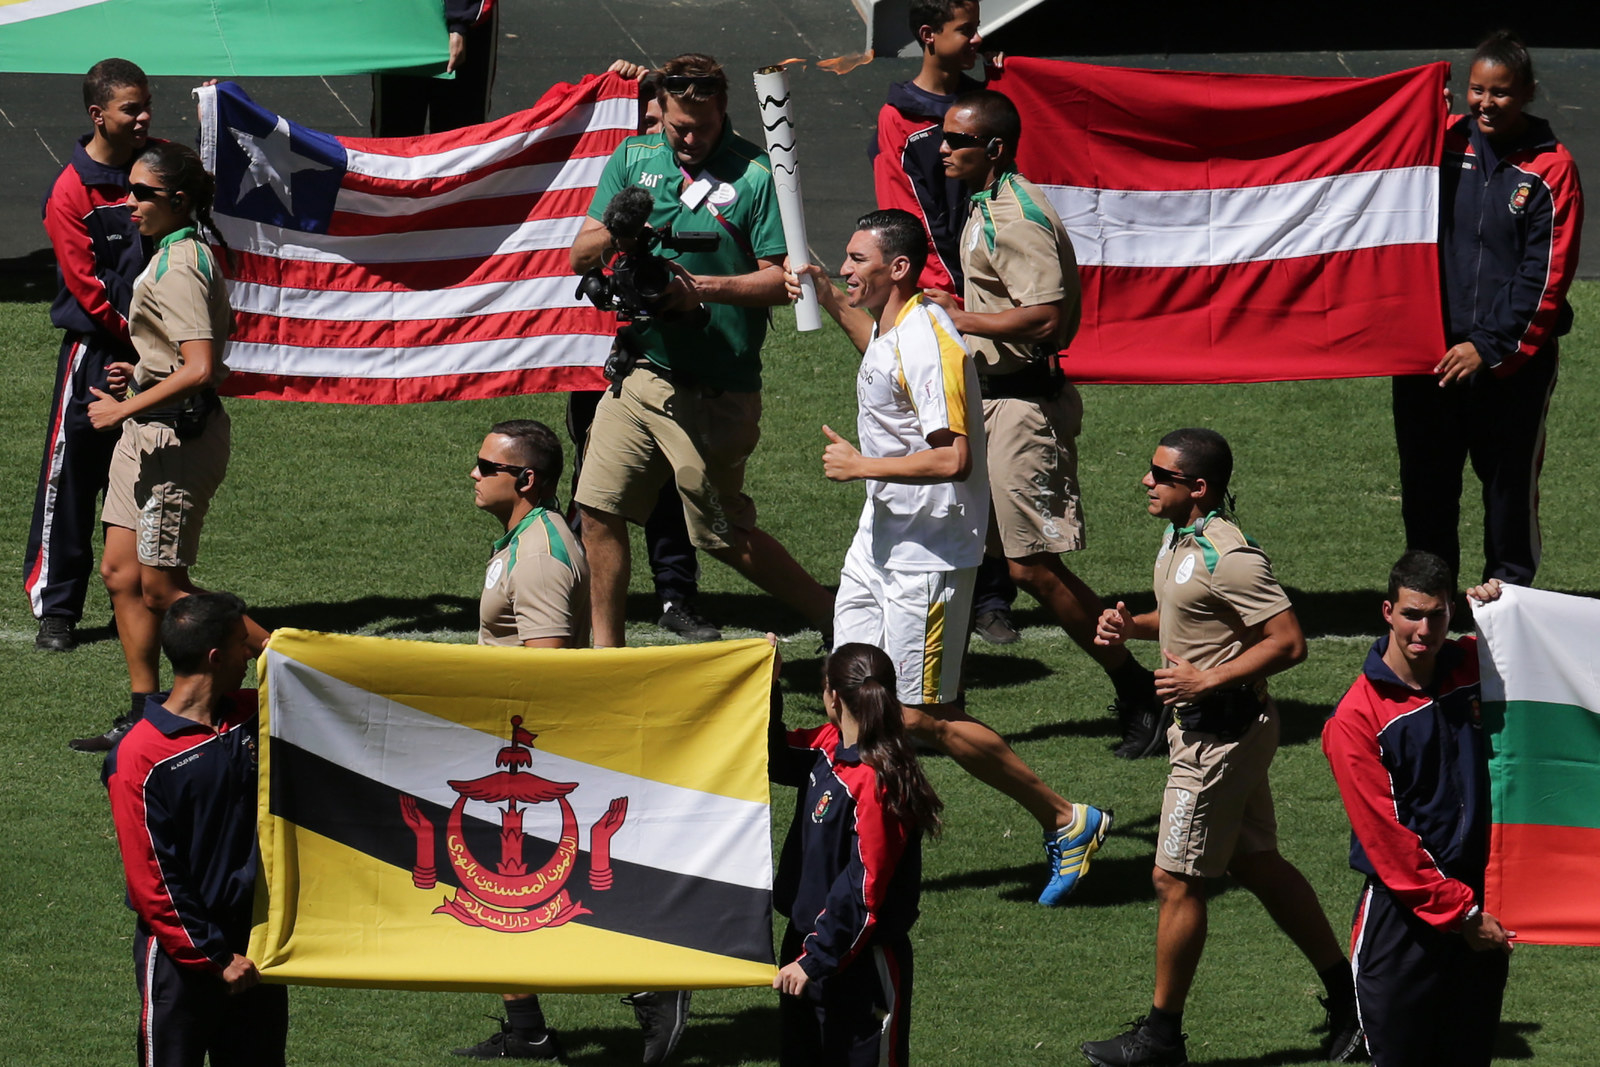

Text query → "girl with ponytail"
[769,641,941,1065]
[81,140,268,749]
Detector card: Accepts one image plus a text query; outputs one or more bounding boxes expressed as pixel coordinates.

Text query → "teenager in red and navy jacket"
[25,59,152,655]
[1393,31,1583,588]
[1322,552,1512,1067]
[770,642,942,1067]
[104,593,287,1067]
[870,0,986,295]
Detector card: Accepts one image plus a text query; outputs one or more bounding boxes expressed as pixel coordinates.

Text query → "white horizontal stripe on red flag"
[1044,166,1438,269]
[226,333,612,379]
[341,97,635,182]
[335,156,608,217]
[230,276,588,320]
[215,215,584,264]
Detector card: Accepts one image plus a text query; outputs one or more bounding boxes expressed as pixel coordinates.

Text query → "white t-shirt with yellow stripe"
[854,293,989,572]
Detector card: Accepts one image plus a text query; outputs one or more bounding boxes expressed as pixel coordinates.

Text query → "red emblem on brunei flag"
[400,716,629,933]
[249,631,778,991]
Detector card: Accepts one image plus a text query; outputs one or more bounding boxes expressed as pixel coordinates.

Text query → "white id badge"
[679,177,712,210]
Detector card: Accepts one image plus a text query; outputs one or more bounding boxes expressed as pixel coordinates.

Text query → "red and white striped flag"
[198,75,633,403]
[988,59,1450,384]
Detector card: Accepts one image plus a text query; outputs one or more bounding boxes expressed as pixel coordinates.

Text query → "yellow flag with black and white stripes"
[249,629,777,992]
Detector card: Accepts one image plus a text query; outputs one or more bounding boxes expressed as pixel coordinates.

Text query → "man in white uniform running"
[789,209,1112,905]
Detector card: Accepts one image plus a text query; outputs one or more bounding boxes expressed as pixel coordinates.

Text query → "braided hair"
[134,141,234,273]
[824,643,943,837]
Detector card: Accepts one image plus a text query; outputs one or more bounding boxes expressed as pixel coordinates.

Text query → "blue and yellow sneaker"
[1039,803,1113,906]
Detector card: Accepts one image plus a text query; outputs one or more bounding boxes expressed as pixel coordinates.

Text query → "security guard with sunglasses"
[1084,427,1358,1067]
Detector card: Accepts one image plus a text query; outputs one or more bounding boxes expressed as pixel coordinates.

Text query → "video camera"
[575,186,721,327]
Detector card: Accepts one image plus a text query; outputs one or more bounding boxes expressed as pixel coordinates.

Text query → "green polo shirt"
[587,120,786,393]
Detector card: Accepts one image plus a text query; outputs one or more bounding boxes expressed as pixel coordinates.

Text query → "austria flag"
[197,75,635,403]
[988,59,1450,384]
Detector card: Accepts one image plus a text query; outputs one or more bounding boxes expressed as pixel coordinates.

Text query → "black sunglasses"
[1150,463,1199,486]
[942,130,996,152]
[128,182,172,201]
[661,73,724,96]
[476,457,532,480]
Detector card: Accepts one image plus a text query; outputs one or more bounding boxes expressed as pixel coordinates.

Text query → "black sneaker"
[451,1018,563,1060]
[658,601,722,642]
[68,715,137,753]
[1319,995,1364,1062]
[1111,696,1168,760]
[624,990,691,1065]
[973,608,1021,645]
[1081,1017,1188,1066]
[35,617,76,652]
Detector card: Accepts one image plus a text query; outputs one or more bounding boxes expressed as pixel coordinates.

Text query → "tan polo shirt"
[128,228,232,390]
[958,169,1082,375]
[479,507,591,647]
[1153,513,1292,701]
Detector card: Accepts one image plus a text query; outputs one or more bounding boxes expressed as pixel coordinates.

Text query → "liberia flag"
[197,76,632,403]
[251,630,778,990]
[987,58,1450,384]
[1475,586,1600,948]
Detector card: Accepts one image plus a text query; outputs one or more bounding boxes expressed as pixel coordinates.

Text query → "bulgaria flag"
[1476,585,1600,947]
[251,630,778,990]
[0,0,446,76]
[198,76,631,403]
[987,58,1450,384]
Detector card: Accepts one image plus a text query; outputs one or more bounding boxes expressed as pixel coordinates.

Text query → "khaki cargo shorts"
[983,386,1085,558]
[573,368,759,551]
[1155,698,1281,878]
[102,408,231,568]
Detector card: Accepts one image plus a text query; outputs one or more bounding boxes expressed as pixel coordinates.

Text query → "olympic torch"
[753,64,821,332]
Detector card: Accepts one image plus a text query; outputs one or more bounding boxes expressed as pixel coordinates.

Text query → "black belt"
[131,389,219,440]
[978,348,1064,400]
[1173,684,1265,742]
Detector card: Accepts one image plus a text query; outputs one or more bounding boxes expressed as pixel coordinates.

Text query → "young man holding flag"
[1323,552,1511,1066]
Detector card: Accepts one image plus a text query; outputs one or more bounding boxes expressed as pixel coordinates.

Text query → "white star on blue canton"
[231,115,332,209]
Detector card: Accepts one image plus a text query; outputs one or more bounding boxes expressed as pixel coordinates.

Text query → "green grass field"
[3,285,1598,1066]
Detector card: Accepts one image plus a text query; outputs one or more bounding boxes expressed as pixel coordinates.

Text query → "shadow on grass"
[557,1003,780,1065]
[1193,1019,1536,1066]
[924,814,1163,907]
[1494,1020,1538,1060]
[1276,699,1334,747]
[1190,1047,1327,1066]
[252,593,480,636]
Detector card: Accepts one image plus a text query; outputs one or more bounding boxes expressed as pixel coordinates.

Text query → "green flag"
[0,0,447,76]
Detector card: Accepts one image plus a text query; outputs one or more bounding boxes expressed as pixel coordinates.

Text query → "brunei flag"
[1477,586,1600,947]
[250,630,778,991]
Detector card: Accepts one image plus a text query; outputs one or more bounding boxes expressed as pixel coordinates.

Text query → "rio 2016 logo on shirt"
[812,790,833,822]
[1509,181,1534,215]
[1174,553,1197,585]
[485,558,505,588]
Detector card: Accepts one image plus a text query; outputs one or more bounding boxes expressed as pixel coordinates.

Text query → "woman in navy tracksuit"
[770,643,943,1067]
[1393,30,1583,587]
